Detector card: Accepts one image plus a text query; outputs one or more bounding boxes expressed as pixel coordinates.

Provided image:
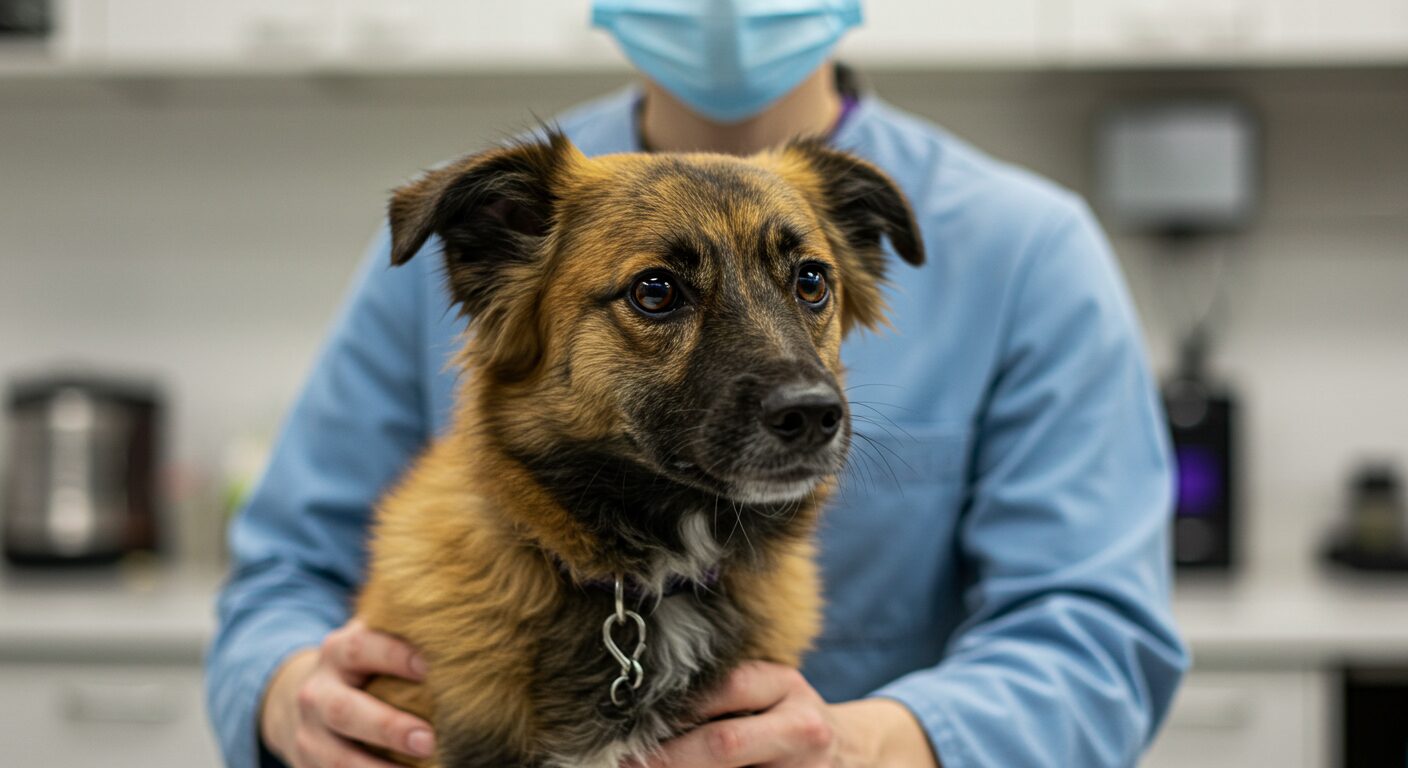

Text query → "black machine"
[1323,463,1408,572]
[1165,330,1238,570]
[0,0,50,38]
[1342,666,1408,766]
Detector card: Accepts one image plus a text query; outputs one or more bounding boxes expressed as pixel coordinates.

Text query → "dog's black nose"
[762,384,843,448]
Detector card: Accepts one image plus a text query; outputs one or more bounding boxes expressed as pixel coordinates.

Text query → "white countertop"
[1173,571,1408,665]
[2,563,1407,666]
[0,562,221,662]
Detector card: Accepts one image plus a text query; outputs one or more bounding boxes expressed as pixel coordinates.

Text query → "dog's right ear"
[775,139,924,333]
[388,132,578,315]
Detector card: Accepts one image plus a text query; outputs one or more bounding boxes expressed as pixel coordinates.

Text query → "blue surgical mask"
[592,0,862,124]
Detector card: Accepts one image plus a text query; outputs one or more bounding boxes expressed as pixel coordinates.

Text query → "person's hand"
[260,619,436,768]
[634,661,939,768]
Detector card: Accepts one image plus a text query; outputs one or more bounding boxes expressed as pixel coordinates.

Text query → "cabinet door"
[1055,0,1408,63]
[1142,667,1331,768]
[0,661,220,768]
[840,0,1044,64]
[1279,0,1408,55]
[1056,0,1266,60]
[51,0,106,60]
[333,0,616,68]
[101,0,335,63]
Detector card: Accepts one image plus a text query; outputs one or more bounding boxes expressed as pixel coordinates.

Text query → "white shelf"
[2,50,1406,84]
[0,49,632,81]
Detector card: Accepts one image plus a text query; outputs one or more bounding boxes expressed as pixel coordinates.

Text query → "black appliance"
[1166,331,1238,570]
[2,375,164,566]
[1324,463,1408,572]
[0,0,50,38]
[1342,666,1408,767]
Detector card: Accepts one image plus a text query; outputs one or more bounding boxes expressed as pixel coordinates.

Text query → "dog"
[355,131,923,768]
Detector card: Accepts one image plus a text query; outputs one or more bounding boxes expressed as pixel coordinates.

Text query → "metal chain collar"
[602,574,647,709]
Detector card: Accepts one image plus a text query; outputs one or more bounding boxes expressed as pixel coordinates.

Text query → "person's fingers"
[321,621,428,682]
[291,728,407,768]
[263,649,320,762]
[696,661,805,720]
[648,704,834,768]
[318,684,436,759]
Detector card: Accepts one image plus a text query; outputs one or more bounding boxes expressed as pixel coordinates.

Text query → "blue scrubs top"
[206,88,1188,768]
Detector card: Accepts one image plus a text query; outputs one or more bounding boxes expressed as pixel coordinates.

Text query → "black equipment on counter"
[1342,666,1408,765]
[1165,328,1238,571]
[0,0,50,37]
[1166,384,1238,570]
[1323,463,1408,573]
[2,375,164,566]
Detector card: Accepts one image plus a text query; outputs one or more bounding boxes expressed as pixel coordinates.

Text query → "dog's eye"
[630,273,682,316]
[795,264,829,306]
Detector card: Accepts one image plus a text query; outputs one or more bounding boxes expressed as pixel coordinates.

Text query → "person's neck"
[639,65,843,155]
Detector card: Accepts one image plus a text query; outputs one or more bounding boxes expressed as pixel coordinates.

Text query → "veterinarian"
[207,1,1188,766]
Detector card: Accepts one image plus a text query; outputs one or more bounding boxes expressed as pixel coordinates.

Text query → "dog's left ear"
[387,131,578,315]
[387,131,580,379]
[780,140,924,331]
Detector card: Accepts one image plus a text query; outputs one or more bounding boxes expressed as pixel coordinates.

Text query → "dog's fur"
[356,132,923,768]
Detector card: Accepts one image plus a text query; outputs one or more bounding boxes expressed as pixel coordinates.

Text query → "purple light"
[1175,447,1223,517]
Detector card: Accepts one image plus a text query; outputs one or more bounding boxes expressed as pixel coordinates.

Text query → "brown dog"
[356,132,922,768]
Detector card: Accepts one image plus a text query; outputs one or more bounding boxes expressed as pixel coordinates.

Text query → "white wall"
[1,68,1405,575]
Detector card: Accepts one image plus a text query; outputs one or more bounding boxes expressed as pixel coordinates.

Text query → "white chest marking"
[643,511,723,594]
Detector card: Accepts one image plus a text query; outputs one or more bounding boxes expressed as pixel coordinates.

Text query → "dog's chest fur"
[534,586,743,768]
[515,513,743,768]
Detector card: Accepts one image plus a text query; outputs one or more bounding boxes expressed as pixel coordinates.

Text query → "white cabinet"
[1323,0,1408,49]
[330,0,613,68]
[840,0,1045,65]
[48,0,105,60]
[32,0,1408,73]
[1142,667,1332,768]
[60,0,617,71]
[1263,0,1408,58]
[1051,0,1408,64]
[1056,0,1265,60]
[97,0,336,63]
[0,661,220,768]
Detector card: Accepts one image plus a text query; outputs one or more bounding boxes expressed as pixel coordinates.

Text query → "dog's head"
[389,132,921,559]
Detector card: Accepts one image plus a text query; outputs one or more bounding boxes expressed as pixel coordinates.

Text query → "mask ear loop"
[603,574,647,709]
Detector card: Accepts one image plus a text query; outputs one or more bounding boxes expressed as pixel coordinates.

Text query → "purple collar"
[829,94,860,140]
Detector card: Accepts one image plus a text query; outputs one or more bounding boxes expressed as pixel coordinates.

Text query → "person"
[205,2,1189,766]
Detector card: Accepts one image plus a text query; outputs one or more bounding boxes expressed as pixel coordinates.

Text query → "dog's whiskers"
[847,403,919,444]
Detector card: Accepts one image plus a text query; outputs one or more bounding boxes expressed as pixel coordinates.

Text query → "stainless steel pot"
[3,376,163,565]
